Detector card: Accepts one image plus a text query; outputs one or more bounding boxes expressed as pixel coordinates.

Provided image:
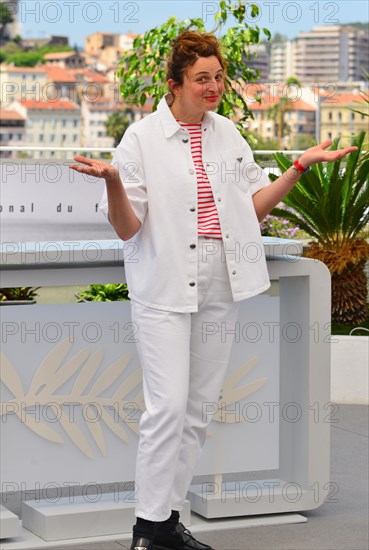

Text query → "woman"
[70,31,357,550]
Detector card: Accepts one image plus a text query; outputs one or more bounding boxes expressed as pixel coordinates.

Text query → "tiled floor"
[2,405,368,550]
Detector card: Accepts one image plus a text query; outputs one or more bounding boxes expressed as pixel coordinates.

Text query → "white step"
[21,493,190,542]
[0,505,20,539]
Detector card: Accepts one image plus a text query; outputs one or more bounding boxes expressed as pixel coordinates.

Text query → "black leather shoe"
[152,522,214,549]
[130,536,153,550]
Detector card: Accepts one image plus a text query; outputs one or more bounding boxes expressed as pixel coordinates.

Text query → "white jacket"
[99,95,271,312]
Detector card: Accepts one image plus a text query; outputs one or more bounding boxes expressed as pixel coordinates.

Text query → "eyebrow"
[194,69,224,76]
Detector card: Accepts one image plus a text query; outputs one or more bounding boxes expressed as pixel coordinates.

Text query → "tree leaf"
[100,407,130,443]
[58,410,94,459]
[17,406,63,443]
[72,350,103,395]
[0,353,25,399]
[85,405,107,456]
[27,339,74,399]
[90,353,132,397]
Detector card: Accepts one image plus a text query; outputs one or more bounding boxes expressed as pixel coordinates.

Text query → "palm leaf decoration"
[269,131,369,324]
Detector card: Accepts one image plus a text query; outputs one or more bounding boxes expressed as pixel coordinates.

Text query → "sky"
[17,0,369,48]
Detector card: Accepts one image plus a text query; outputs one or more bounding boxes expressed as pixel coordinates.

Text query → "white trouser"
[130,236,240,521]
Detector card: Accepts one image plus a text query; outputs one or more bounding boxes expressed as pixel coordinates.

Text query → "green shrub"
[76,283,129,302]
[0,287,39,301]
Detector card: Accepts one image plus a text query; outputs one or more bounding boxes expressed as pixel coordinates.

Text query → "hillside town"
[1,10,368,158]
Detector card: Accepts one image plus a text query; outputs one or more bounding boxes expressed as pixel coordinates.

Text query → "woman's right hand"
[69,155,119,183]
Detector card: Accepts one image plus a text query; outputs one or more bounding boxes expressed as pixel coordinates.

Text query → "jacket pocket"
[219,147,250,193]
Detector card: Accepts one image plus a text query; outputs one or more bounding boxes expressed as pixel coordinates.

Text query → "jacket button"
[232,270,236,275]
[225,233,229,238]
[217,197,222,201]
[189,281,196,287]
[182,138,189,143]
[190,243,196,249]
[189,168,195,175]
[190,207,196,212]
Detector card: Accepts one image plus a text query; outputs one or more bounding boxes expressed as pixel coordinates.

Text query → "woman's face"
[170,55,225,119]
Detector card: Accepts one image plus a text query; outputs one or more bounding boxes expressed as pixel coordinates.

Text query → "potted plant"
[269,130,369,325]
[76,283,129,302]
[0,287,40,305]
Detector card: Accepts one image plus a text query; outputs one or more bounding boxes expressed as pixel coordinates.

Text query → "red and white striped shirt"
[179,121,222,240]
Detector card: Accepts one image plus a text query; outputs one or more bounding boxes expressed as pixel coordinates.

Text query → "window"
[39,134,44,142]
[351,112,355,120]
[73,120,78,127]
[338,112,342,121]
[62,120,67,127]
[328,132,332,139]
[62,134,66,142]
[328,112,332,120]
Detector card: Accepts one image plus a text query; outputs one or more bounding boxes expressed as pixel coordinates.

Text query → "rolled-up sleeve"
[240,137,270,196]
[99,127,148,225]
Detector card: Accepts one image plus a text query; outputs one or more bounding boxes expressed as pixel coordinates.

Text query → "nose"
[205,78,221,92]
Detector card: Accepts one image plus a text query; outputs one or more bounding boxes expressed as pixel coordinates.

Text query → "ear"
[167,78,180,96]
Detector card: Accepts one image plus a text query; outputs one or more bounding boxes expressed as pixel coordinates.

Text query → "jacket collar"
[157,94,215,138]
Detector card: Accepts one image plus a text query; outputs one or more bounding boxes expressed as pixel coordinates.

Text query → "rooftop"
[17,99,79,110]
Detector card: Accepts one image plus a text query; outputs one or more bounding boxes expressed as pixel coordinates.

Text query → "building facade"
[269,40,296,82]
[0,109,25,157]
[294,25,369,83]
[319,93,369,146]
[0,65,48,107]
[9,99,81,159]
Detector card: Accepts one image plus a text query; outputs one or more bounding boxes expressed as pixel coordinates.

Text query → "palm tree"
[267,77,302,149]
[270,131,369,324]
[267,96,292,149]
[349,69,369,120]
[105,110,133,147]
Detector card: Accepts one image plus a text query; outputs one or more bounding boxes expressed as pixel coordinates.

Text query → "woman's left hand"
[299,140,358,169]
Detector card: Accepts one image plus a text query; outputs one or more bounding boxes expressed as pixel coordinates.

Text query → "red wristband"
[293,159,310,173]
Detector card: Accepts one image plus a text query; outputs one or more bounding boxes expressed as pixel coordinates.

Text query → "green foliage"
[2,42,73,67]
[285,76,302,87]
[0,3,14,31]
[38,44,74,56]
[104,110,133,147]
[116,1,271,137]
[260,214,300,239]
[349,69,369,123]
[331,305,369,335]
[6,50,43,67]
[269,131,369,247]
[0,287,39,302]
[76,284,129,302]
[1,40,23,57]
